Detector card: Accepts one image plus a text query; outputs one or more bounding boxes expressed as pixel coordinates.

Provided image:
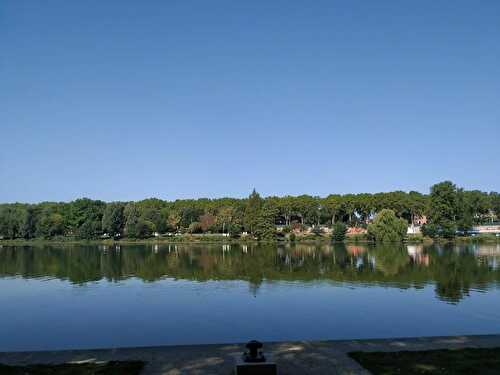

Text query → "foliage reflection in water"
[1,243,500,303]
[2,243,500,351]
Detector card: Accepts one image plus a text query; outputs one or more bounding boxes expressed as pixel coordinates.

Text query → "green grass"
[345,233,371,242]
[349,347,500,374]
[0,361,144,375]
[405,233,424,243]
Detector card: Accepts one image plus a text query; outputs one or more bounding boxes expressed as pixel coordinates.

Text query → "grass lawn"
[349,347,500,374]
[0,361,144,375]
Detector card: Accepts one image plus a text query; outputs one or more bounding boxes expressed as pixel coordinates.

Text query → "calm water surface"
[1,243,500,351]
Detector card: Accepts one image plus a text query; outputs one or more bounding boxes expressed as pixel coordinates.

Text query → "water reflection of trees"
[0,243,499,303]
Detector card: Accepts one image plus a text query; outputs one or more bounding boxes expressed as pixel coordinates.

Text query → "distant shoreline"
[1,234,498,246]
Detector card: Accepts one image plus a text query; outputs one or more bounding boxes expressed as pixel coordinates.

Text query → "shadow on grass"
[0,361,144,375]
[349,347,500,374]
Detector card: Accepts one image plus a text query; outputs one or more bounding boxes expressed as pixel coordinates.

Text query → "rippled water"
[1,243,500,351]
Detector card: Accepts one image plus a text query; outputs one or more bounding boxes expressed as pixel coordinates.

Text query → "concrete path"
[1,335,500,374]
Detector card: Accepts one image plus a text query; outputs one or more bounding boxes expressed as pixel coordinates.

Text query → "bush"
[228,224,242,238]
[367,209,407,242]
[332,222,347,242]
[188,222,203,234]
[289,233,296,242]
[440,222,457,238]
[126,219,154,239]
[188,221,203,234]
[77,220,101,240]
[421,223,438,238]
[422,222,457,239]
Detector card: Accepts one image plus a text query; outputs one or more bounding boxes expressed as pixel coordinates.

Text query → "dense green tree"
[421,223,439,238]
[454,190,495,232]
[332,222,347,242]
[289,195,318,225]
[78,219,101,240]
[463,190,491,224]
[136,198,168,233]
[0,205,23,239]
[354,193,374,223]
[180,207,203,228]
[324,194,342,224]
[123,203,155,239]
[101,202,125,237]
[69,198,105,232]
[277,196,295,226]
[228,223,243,238]
[137,220,155,238]
[252,204,277,240]
[299,195,321,226]
[340,194,357,224]
[20,206,37,239]
[425,181,459,238]
[491,192,500,219]
[124,203,141,238]
[167,211,181,232]
[216,206,236,234]
[36,211,64,238]
[367,209,407,242]
[244,189,263,233]
[455,188,474,233]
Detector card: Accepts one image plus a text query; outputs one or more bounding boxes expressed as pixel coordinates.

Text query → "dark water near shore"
[1,243,500,351]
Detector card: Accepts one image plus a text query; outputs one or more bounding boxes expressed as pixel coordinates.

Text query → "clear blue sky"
[1,1,499,203]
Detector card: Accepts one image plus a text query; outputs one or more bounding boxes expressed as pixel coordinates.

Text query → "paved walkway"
[1,335,500,374]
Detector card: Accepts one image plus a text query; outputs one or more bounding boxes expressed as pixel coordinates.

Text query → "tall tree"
[36,211,64,238]
[20,206,37,239]
[69,198,105,237]
[253,204,277,240]
[490,192,500,220]
[124,203,141,238]
[167,211,181,232]
[102,202,125,237]
[244,189,263,233]
[407,191,428,225]
[217,206,235,233]
[455,188,473,233]
[199,213,217,232]
[426,181,458,237]
[324,194,342,225]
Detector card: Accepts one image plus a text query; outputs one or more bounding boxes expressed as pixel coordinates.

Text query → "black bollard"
[244,340,266,363]
[235,340,277,375]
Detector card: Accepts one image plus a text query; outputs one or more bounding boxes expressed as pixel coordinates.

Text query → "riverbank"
[0,234,498,247]
[2,335,500,375]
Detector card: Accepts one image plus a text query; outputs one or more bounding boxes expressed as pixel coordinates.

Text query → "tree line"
[0,182,499,241]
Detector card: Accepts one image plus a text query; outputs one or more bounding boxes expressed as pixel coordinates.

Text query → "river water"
[1,242,500,351]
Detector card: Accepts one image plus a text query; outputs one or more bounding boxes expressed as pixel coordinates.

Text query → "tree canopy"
[367,209,408,242]
[0,182,498,241]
